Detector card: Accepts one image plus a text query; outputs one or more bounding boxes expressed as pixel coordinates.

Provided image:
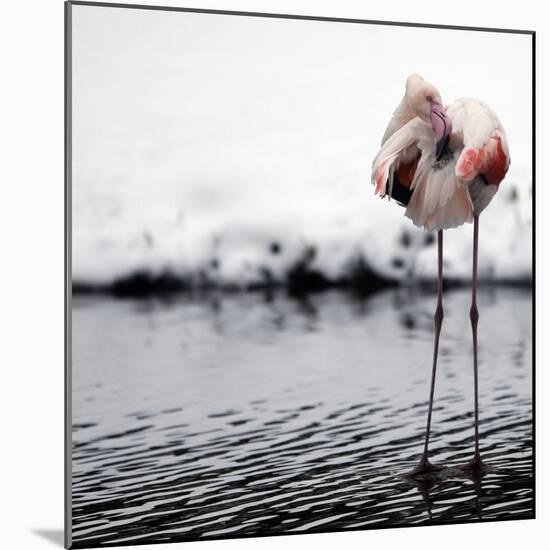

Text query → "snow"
[71,6,532,289]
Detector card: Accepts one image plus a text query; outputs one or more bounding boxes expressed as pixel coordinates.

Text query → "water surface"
[71,287,533,547]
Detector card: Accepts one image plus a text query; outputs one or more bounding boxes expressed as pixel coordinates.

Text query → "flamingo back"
[448,98,511,188]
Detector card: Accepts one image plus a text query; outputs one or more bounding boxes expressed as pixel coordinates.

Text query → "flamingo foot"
[459,453,487,474]
[407,455,444,477]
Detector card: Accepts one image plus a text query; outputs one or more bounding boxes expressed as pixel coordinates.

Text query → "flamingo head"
[405,74,452,160]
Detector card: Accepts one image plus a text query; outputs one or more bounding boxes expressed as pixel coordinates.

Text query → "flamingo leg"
[467,214,485,471]
[409,229,444,475]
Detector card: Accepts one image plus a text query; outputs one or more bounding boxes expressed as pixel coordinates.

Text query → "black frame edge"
[67,0,534,35]
[64,1,73,548]
[531,30,536,519]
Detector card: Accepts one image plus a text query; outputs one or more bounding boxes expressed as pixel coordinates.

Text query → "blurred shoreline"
[72,267,531,299]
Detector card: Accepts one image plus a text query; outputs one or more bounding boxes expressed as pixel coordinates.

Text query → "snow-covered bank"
[71,127,531,292]
[72,171,531,294]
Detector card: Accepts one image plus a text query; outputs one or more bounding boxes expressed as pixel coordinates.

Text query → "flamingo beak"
[430,102,452,160]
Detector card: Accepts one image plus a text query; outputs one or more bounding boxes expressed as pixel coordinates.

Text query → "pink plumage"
[371,77,510,231]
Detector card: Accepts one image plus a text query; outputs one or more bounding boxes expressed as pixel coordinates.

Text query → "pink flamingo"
[372,74,510,475]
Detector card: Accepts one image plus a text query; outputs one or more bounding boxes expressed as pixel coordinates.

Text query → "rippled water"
[71,287,533,547]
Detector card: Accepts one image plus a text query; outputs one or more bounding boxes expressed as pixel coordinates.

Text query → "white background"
[0,0,546,549]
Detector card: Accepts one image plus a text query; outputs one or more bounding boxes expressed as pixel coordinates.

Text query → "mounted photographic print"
[65,1,535,547]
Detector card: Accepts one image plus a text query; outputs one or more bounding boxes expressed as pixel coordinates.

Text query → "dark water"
[71,287,533,547]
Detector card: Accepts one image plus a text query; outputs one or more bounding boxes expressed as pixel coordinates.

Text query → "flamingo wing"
[371,117,429,201]
[448,98,511,187]
[372,115,475,231]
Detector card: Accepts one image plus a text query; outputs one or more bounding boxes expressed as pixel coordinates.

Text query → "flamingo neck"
[382,96,416,144]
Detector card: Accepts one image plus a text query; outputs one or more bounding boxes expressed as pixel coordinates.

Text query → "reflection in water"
[407,467,494,523]
[71,287,533,547]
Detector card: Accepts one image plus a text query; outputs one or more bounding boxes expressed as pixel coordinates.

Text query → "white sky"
[72,5,532,161]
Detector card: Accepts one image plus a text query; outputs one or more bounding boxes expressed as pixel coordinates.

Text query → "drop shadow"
[32,529,65,547]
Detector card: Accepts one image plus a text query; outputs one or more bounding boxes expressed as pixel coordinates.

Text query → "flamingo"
[371,74,510,475]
